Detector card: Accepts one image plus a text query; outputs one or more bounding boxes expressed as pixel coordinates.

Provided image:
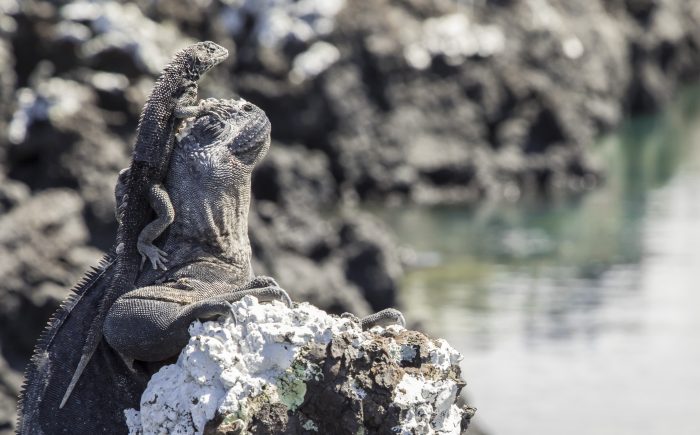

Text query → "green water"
[381,88,700,435]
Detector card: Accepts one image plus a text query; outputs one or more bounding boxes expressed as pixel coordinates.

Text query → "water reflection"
[380,87,700,434]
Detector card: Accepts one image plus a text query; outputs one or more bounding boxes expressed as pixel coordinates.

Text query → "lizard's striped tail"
[59,351,95,408]
[59,288,112,408]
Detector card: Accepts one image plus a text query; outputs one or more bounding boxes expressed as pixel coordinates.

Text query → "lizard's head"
[182,41,229,80]
[177,98,271,169]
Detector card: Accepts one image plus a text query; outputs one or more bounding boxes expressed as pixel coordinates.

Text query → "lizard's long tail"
[59,350,95,408]
[59,275,121,408]
[60,160,155,408]
[59,249,141,408]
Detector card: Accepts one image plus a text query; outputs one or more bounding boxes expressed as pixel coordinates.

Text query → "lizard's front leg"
[104,283,292,362]
[137,183,174,270]
[173,84,213,118]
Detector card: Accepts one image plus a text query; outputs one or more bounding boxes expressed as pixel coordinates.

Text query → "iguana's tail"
[60,161,154,408]
[59,269,131,407]
[18,253,116,432]
[58,281,116,407]
[60,236,145,409]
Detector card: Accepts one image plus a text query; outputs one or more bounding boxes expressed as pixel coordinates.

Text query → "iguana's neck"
[164,166,253,271]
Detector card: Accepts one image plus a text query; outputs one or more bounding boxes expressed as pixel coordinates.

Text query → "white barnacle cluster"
[126,296,467,435]
[393,374,463,435]
[373,329,464,434]
[125,296,356,434]
[392,338,464,434]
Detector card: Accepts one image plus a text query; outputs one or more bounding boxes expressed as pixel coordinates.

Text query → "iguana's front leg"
[104,282,292,362]
[137,183,174,270]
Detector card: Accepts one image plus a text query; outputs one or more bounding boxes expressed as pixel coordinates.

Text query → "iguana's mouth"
[230,117,271,154]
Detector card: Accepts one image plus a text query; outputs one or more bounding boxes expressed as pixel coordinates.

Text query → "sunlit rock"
[125,296,473,434]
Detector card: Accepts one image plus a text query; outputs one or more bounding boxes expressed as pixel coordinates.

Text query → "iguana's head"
[181,41,229,80]
[176,98,271,169]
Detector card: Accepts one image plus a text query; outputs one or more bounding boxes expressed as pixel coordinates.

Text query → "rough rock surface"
[125,296,473,435]
[2,0,700,431]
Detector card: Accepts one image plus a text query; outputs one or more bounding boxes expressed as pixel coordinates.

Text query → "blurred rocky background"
[1,0,699,432]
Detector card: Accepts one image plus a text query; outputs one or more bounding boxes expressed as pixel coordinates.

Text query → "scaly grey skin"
[16,42,230,433]
[60,41,229,409]
[16,97,293,434]
[103,99,406,362]
[104,98,289,363]
[103,99,405,364]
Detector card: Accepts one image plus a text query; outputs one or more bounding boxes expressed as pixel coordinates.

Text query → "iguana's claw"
[276,288,293,308]
[256,286,292,308]
[229,286,293,308]
[138,242,168,271]
[360,308,406,330]
[244,275,279,289]
[224,301,238,325]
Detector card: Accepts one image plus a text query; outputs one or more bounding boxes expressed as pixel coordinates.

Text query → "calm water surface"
[380,89,700,435]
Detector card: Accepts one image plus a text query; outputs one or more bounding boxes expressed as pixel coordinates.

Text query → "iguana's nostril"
[243,104,253,112]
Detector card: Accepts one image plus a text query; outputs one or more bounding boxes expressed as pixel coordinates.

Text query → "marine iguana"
[62,40,229,409]
[17,96,404,433]
[17,40,231,432]
[104,99,404,363]
[16,96,292,433]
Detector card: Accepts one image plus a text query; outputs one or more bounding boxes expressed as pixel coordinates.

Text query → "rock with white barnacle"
[124,295,474,434]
